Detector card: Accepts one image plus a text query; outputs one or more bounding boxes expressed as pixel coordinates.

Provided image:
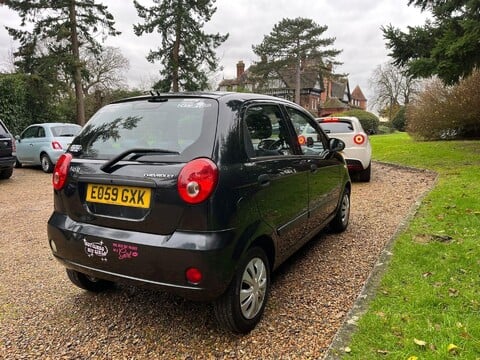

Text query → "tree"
[382,0,480,85]
[369,62,421,120]
[332,109,380,135]
[133,0,228,92]
[6,0,120,125]
[83,46,129,95]
[252,17,341,104]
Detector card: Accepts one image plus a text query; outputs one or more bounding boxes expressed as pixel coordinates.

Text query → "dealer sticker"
[84,239,108,261]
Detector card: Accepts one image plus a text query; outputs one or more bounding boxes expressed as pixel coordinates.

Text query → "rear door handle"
[258,174,270,187]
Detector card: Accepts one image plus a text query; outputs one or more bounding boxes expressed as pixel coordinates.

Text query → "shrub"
[392,106,406,131]
[331,109,380,134]
[407,70,480,140]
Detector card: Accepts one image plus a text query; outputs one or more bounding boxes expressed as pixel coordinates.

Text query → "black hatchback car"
[47,92,351,333]
[0,119,16,180]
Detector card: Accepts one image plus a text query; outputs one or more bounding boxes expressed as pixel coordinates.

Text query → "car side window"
[22,126,38,139]
[286,107,327,155]
[37,127,46,138]
[243,104,293,158]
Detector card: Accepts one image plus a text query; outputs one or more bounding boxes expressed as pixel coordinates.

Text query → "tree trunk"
[295,54,301,104]
[69,0,86,125]
[171,3,182,93]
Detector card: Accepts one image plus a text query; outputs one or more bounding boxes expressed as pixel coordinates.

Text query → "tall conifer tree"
[6,0,120,125]
[252,17,341,104]
[383,0,480,85]
[133,0,228,92]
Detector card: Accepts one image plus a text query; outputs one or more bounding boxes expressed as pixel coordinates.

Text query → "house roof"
[351,85,367,101]
[278,67,323,90]
[218,67,254,88]
[321,97,349,109]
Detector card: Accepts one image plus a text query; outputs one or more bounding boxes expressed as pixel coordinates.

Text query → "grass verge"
[341,132,480,359]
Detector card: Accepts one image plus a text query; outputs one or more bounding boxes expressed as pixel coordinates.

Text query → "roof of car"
[27,123,81,127]
[111,91,301,107]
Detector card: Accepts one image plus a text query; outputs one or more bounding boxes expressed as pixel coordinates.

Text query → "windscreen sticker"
[177,101,212,109]
[112,242,139,260]
[84,239,108,261]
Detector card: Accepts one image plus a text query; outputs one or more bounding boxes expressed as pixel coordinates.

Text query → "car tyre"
[0,167,13,179]
[66,269,114,292]
[40,153,54,173]
[357,162,371,182]
[329,187,350,233]
[213,247,270,334]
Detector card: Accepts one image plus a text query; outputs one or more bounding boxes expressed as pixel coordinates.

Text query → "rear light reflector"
[52,153,72,190]
[185,267,203,284]
[177,158,218,204]
[52,141,63,150]
[354,134,365,145]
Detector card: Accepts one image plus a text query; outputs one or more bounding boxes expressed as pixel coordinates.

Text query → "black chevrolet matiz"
[47,92,351,333]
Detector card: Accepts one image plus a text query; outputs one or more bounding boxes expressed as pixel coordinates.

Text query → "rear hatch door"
[59,97,218,235]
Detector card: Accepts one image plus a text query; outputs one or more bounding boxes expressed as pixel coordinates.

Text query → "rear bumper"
[343,147,371,171]
[47,212,238,301]
[0,155,16,169]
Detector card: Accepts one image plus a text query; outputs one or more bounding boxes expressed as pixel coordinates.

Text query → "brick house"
[218,60,367,116]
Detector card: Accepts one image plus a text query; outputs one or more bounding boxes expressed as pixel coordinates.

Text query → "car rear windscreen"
[0,122,9,136]
[70,98,218,160]
[52,125,82,137]
[319,121,354,134]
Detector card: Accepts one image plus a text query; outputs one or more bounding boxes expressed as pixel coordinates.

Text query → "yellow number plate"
[86,184,151,208]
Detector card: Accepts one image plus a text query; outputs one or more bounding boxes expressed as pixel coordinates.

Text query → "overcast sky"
[0,1,429,105]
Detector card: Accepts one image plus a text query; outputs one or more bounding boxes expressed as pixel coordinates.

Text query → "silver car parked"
[15,123,81,173]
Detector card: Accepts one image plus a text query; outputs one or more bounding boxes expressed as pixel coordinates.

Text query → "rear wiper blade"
[101,148,180,173]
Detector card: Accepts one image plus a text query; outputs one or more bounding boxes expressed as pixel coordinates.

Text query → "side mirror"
[329,138,345,152]
[15,135,21,143]
[306,136,314,147]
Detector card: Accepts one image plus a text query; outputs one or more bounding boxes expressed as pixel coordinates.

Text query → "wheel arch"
[248,235,275,272]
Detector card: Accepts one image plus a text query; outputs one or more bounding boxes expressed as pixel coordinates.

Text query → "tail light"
[52,141,63,150]
[177,158,218,204]
[11,136,16,152]
[354,134,365,145]
[52,153,72,190]
[298,135,306,145]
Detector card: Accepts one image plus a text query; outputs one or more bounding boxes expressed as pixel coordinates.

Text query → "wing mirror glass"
[329,138,345,152]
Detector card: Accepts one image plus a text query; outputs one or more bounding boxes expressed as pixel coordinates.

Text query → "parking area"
[0,164,435,359]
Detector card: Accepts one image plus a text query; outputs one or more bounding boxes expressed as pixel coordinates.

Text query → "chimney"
[236,61,245,79]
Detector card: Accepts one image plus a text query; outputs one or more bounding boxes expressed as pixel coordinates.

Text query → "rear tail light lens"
[52,141,63,150]
[298,135,306,145]
[177,158,218,204]
[354,134,365,145]
[52,153,72,190]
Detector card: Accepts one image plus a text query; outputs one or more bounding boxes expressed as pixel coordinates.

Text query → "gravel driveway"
[0,163,436,359]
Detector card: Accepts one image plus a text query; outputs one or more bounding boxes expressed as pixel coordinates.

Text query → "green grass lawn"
[342,132,480,359]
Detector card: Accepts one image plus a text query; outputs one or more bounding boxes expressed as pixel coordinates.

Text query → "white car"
[313,116,372,181]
